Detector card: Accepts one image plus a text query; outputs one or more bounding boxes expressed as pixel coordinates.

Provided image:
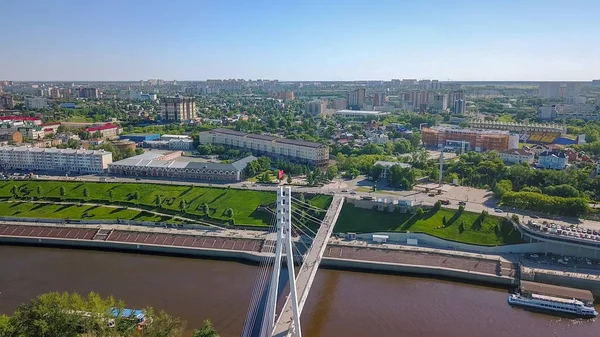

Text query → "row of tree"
[500,191,590,217]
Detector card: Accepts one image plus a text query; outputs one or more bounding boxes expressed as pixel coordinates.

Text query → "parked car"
[428,193,435,197]
[530,215,539,219]
[494,208,503,213]
[458,201,466,206]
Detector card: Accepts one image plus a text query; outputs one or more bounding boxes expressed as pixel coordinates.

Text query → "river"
[0,245,598,337]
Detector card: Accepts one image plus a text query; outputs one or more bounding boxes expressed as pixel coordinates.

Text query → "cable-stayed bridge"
[241,187,344,337]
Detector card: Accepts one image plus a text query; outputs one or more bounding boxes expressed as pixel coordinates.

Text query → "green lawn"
[0,202,173,222]
[334,204,523,246]
[0,181,330,226]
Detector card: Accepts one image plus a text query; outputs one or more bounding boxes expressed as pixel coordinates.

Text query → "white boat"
[508,293,598,318]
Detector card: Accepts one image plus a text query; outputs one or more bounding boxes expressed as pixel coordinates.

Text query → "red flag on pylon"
[278,170,284,180]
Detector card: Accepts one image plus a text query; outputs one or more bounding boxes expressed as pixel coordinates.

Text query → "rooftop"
[0,146,109,155]
[374,161,412,169]
[500,149,534,156]
[206,129,326,149]
[110,154,256,172]
[335,109,386,115]
[425,126,510,135]
[520,280,593,302]
[87,123,118,132]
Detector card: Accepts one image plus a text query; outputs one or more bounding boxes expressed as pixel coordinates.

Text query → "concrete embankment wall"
[349,232,547,254]
[0,235,514,287]
[524,271,600,298]
[320,257,517,286]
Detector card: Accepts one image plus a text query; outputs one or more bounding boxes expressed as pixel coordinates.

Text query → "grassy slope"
[0,202,174,222]
[0,181,331,226]
[334,204,523,246]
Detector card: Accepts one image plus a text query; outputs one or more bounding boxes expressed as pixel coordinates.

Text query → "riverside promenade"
[0,221,516,286]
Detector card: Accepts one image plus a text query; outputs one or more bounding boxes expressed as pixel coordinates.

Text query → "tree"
[192,320,220,337]
[326,165,338,180]
[415,207,424,217]
[369,164,384,181]
[493,180,513,199]
[10,185,18,197]
[83,187,89,199]
[442,216,447,227]
[156,195,162,208]
[59,186,66,199]
[286,174,293,184]
[224,208,234,218]
[36,186,43,199]
[201,203,210,215]
[433,201,442,211]
[388,165,416,190]
[108,190,114,202]
[179,199,187,213]
[0,292,189,337]
[458,205,465,213]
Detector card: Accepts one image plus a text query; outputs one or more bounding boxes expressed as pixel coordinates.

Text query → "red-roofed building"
[0,116,42,125]
[42,122,61,135]
[86,123,121,139]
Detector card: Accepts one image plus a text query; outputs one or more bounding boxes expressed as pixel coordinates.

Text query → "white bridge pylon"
[261,186,302,337]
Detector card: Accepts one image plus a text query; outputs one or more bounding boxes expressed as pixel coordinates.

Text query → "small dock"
[520,280,594,303]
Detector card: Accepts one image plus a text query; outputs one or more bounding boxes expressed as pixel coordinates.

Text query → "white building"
[368,133,389,144]
[143,139,195,150]
[25,97,48,109]
[0,146,112,173]
[454,99,466,114]
[334,109,389,118]
[538,151,568,170]
[538,105,558,121]
[499,149,535,165]
[306,100,327,115]
[198,128,329,167]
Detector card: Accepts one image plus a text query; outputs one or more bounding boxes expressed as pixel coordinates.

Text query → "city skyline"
[2,0,600,81]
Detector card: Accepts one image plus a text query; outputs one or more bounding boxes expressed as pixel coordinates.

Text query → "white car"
[494,208,503,213]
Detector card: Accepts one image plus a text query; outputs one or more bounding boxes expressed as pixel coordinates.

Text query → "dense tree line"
[0,292,219,337]
[501,191,590,217]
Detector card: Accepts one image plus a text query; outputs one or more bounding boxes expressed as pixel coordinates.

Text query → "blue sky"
[2,0,599,81]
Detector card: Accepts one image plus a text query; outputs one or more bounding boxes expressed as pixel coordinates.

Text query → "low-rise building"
[538,150,568,170]
[421,126,510,152]
[143,139,194,150]
[373,161,412,179]
[108,150,255,182]
[0,146,112,173]
[368,133,389,144]
[0,131,22,145]
[499,149,535,165]
[86,123,121,139]
[120,133,161,143]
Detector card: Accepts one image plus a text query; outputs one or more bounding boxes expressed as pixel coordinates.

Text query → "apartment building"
[306,100,327,115]
[198,128,329,167]
[538,150,568,170]
[160,95,196,122]
[347,88,366,109]
[0,146,113,173]
[0,95,14,109]
[421,126,511,152]
[25,97,48,109]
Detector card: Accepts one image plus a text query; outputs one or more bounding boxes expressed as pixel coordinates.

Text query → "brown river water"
[0,245,598,337]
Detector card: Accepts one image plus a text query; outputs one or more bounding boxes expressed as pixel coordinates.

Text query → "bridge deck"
[271,195,344,337]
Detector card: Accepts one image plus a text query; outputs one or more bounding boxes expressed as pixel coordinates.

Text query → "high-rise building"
[454,99,466,115]
[373,92,385,107]
[432,94,448,112]
[332,98,347,110]
[448,90,465,104]
[347,88,366,109]
[275,91,294,102]
[0,95,14,109]
[78,87,99,99]
[306,100,327,115]
[538,105,558,121]
[538,82,562,99]
[50,88,61,98]
[160,95,196,122]
[564,83,582,98]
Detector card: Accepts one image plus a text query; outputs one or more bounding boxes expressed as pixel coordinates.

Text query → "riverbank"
[0,222,515,288]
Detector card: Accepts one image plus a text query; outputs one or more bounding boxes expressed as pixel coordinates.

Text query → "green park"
[335,203,523,246]
[0,181,329,226]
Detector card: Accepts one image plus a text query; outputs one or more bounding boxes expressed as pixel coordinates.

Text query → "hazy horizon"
[3,0,599,82]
